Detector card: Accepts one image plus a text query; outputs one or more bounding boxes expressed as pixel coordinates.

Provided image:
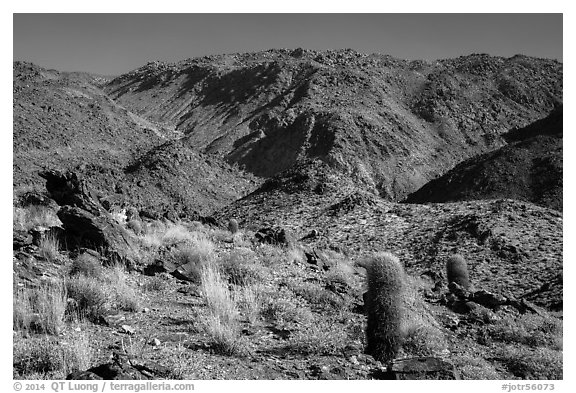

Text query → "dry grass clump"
[451,353,501,380]
[288,318,349,356]
[168,241,215,283]
[142,275,168,292]
[259,287,314,326]
[234,284,263,325]
[400,275,448,356]
[13,205,61,231]
[100,264,140,312]
[402,323,449,357]
[218,248,265,286]
[13,330,92,379]
[288,281,346,312]
[13,282,67,335]
[38,233,60,261]
[65,275,108,321]
[141,222,210,248]
[69,252,102,278]
[486,313,562,350]
[66,263,140,320]
[495,345,562,379]
[199,264,246,355]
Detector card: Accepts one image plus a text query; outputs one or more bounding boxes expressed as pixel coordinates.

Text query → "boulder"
[57,206,137,264]
[255,226,294,247]
[385,357,459,380]
[66,352,171,380]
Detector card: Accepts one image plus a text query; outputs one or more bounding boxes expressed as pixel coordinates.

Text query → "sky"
[13,13,563,76]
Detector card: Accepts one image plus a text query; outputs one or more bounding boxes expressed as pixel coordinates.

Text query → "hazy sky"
[13,14,562,76]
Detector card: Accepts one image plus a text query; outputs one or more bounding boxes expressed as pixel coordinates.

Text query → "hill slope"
[106,50,562,200]
[405,107,562,210]
[13,61,257,214]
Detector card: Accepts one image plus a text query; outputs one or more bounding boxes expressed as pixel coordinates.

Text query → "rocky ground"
[12,50,563,380]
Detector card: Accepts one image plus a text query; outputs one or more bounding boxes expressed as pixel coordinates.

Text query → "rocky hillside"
[13,61,257,215]
[405,107,563,211]
[106,49,562,200]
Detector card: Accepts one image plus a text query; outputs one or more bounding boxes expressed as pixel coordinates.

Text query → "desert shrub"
[102,264,140,312]
[260,287,314,326]
[228,218,239,234]
[13,331,92,379]
[13,282,67,335]
[286,246,306,264]
[402,323,448,357]
[452,353,501,379]
[199,264,245,355]
[288,281,346,312]
[446,254,470,289]
[13,205,60,232]
[364,252,406,362]
[168,242,214,283]
[127,219,143,235]
[288,318,349,356]
[234,284,262,324]
[487,313,562,350]
[496,345,562,379]
[324,260,355,289]
[69,253,102,278]
[143,275,167,292]
[38,233,60,261]
[65,276,108,321]
[218,248,263,286]
[141,222,212,249]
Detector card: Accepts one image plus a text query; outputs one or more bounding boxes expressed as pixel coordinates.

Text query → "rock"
[448,282,470,298]
[121,325,136,335]
[385,357,459,380]
[304,248,335,271]
[66,371,103,380]
[149,338,161,347]
[57,206,137,265]
[13,230,32,249]
[100,313,126,327]
[40,170,102,215]
[470,290,507,309]
[255,226,294,247]
[67,352,171,380]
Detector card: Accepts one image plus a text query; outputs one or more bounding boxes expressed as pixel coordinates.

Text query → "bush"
[452,353,501,379]
[143,275,167,292]
[288,318,349,356]
[259,287,313,326]
[168,242,214,283]
[69,253,102,278]
[228,219,239,234]
[38,233,60,261]
[102,265,140,312]
[13,282,67,335]
[199,264,245,356]
[496,345,562,379]
[487,313,562,350]
[218,249,263,286]
[65,276,108,321]
[446,254,470,289]
[13,331,92,379]
[288,281,346,312]
[402,323,448,357]
[364,252,406,362]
